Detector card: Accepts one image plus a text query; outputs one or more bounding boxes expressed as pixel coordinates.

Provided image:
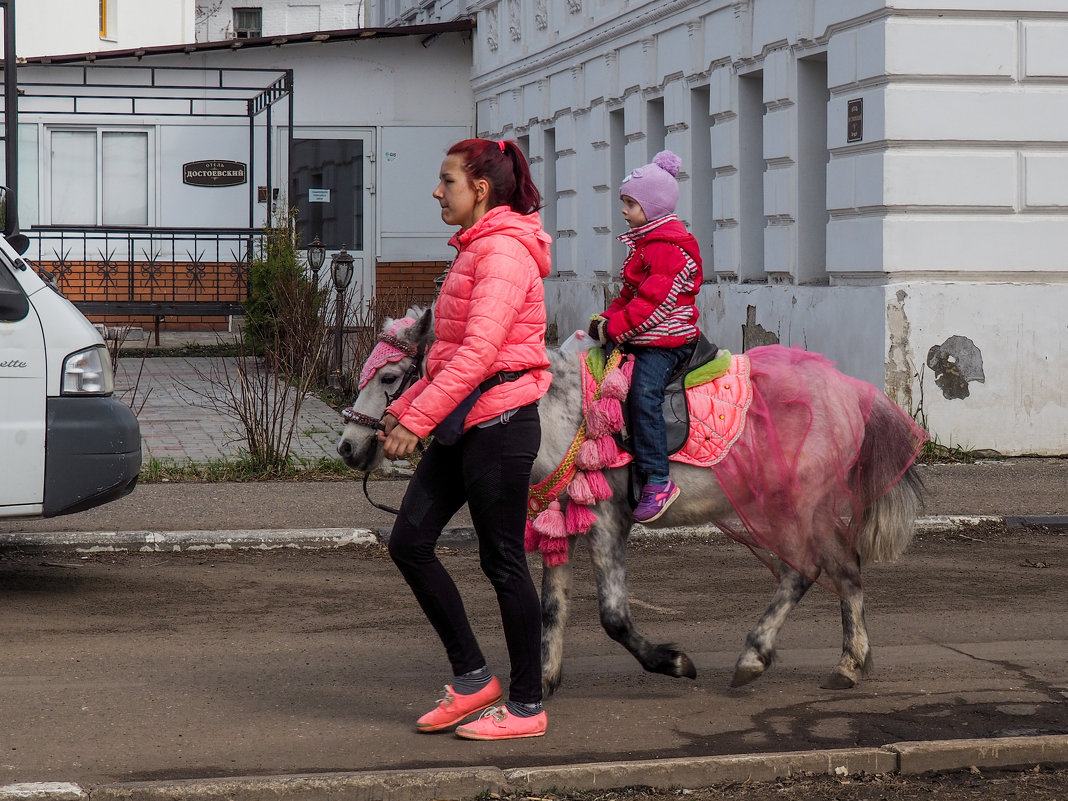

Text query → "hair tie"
[497,140,507,153]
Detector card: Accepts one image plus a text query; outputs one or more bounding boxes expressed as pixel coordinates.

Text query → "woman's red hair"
[447,139,542,215]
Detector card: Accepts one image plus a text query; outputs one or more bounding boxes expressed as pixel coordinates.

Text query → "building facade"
[12,24,474,329]
[6,1,1065,454]
[376,0,1068,457]
[7,1,195,56]
[195,0,367,41]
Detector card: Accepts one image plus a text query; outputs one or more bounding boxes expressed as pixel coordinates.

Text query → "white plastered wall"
[9,0,195,56]
[467,0,1068,455]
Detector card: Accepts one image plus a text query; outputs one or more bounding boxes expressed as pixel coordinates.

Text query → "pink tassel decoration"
[524,519,540,552]
[564,500,598,534]
[567,472,596,506]
[596,435,621,466]
[575,438,605,471]
[542,545,570,568]
[601,397,624,431]
[585,398,623,439]
[620,356,635,382]
[600,367,630,401]
[541,530,570,549]
[584,402,611,440]
[532,500,566,538]
[584,469,614,502]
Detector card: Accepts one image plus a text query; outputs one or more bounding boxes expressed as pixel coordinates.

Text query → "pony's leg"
[822,571,872,690]
[587,508,697,680]
[540,537,575,696]
[731,564,813,687]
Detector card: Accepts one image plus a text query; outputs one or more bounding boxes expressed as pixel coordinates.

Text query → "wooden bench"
[75,301,246,346]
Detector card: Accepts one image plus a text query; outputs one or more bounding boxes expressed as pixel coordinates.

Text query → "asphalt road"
[0,458,1065,798]
[0,520,1065,787]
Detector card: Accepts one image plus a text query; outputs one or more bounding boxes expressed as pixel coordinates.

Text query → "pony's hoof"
[730,666,764,687]
[675,653,697,680]
[730,649,768,687]
[820,671,857,690]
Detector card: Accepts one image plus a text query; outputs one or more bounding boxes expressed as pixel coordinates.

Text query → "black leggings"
[387,402,542,705]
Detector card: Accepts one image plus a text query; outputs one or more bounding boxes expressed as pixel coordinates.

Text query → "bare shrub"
[105,325,152,416]
[182,207,331,474]
[336,286,419,401]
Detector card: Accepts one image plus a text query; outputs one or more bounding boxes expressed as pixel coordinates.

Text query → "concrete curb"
[2,735,1066,801]
[0,528,379,552]
[0,515,1029,554]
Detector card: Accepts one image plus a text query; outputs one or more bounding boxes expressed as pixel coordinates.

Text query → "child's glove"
[588,314,608,345]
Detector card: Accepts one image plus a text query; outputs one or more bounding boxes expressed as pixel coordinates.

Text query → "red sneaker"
[416,678,503,733]
[455,705,548,740]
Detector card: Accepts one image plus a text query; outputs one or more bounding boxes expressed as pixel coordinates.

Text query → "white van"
[0,200,141,519]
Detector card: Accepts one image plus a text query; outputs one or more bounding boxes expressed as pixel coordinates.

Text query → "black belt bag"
[432,370,530,446]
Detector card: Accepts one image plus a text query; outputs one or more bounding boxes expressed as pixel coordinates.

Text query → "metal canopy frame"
[3,63,294,228]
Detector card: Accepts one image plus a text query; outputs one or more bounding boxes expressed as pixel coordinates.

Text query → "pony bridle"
[341,330,427,516]
[341,333,427,431]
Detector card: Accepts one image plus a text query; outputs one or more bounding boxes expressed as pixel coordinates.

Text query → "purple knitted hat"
[619,150,682,221]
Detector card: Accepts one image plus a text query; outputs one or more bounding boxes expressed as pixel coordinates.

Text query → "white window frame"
[44,126,156,228]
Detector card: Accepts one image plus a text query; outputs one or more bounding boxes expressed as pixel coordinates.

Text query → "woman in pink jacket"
[379,139,552,741]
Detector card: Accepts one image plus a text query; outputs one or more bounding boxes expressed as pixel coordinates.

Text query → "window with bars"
[99,0,109,38]
[233,7,263,39]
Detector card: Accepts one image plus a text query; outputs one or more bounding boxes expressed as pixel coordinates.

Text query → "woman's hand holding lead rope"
[379,414,420,460]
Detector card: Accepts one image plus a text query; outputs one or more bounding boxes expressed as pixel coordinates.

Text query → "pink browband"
[356,318,418,390]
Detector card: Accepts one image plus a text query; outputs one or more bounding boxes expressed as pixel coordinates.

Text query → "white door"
[289,129,374,318]
[0,261,47,513]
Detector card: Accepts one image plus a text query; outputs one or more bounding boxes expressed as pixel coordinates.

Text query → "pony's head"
[336,306,434,472]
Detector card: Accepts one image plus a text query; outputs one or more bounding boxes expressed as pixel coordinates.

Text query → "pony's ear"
[410,308,434,345]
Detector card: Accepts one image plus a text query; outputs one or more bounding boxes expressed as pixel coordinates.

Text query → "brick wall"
[41,259,245,331]
[376,261,449,309]
[42,258,451,332]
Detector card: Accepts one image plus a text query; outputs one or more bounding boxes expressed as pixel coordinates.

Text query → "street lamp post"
[329,245,354,390]
[305,234,326,286]
[1,0,19,222]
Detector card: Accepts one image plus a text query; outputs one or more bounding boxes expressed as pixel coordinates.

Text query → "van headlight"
[62,346,115,395]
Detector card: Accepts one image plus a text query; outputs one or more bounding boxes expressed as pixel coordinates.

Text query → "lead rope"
[363,470,402,515]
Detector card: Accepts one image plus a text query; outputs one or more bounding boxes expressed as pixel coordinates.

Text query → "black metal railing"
[24,226,264,314]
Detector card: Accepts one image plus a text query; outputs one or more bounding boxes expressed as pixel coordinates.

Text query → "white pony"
[338,307,927,692]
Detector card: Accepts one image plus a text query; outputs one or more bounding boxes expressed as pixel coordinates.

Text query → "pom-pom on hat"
[619,150,682,221]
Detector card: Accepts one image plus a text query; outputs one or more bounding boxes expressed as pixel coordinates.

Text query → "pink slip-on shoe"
[416,677,503,732]
[455,705,548,740]
[633,479,680,523]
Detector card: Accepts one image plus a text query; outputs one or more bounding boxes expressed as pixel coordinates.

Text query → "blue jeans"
[628,343,694,484]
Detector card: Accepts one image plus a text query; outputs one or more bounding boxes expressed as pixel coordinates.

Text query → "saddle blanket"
[609,352,753,469]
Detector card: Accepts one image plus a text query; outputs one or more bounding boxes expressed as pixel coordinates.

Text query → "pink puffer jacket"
[386,205,553,438]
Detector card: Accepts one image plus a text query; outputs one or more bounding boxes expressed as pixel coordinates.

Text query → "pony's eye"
[381,374,398,385]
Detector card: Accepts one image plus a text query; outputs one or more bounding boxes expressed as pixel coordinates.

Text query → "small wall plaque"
[847,98,864,143]
[183,160,248,187]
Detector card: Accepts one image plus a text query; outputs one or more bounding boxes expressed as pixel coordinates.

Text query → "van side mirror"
[0,185,30,255]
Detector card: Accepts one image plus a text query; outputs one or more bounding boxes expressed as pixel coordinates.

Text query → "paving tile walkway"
[113,348,346,465]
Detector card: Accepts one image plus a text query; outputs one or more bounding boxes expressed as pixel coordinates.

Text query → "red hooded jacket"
[602,214,703,348]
